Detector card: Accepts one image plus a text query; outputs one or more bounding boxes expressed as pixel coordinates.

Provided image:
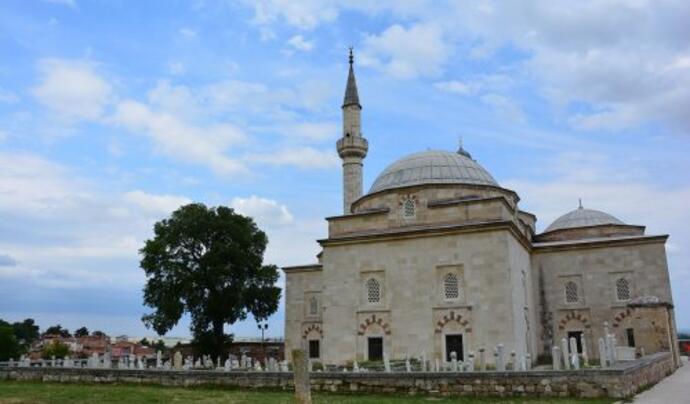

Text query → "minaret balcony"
[337,136,368,158]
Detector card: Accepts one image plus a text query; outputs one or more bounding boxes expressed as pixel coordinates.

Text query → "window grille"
[443,273,459,300]
[309,297,318,315]
[402,199,415,218]
[616,278,630,301]
[366,278,381,303]
[565,281,578,303]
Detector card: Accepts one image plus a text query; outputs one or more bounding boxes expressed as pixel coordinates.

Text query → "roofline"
[518,210,537,220]
[326,207,389,221]
[351,183,521,211]
[533,234,668,253]
[318,219,532,251]
[538,223,646,237]
[282,264,323,273]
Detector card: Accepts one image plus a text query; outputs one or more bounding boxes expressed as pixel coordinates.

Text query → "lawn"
[0,381,616,404]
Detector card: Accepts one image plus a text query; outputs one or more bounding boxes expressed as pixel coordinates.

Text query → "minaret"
[337,48,368,214]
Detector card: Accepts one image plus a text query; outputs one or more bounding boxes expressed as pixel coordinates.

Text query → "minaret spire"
[337,48,368,214]
[343,47,361,108]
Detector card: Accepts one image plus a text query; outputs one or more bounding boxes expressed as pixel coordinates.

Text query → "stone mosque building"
[283,53,680,367]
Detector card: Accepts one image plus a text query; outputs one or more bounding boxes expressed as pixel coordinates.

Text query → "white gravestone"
[598,338,608,368]
[560,338,570,370]
[569,337,580,370]
[479,348,486,371]
[496,344,506,371]
[552,346,561,370]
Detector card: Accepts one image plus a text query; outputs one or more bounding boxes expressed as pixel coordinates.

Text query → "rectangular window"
[626,328,636,347]
[367,337,383,361]
[445,334,464,362]
[308,340,320,359]
[567,331,583,353]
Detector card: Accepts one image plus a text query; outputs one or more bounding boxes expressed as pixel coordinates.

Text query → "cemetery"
[0,326,676,399]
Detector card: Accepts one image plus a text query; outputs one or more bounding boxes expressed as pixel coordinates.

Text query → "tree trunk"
[212,319,224,360]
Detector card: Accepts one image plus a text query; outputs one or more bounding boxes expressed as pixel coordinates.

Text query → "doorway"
[445,334,464,361]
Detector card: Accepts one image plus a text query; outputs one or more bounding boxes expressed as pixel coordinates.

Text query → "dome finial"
[456,135,472,159]
[349,46,354,66]
[578,198,583,209]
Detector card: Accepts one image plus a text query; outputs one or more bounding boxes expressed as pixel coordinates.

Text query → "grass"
[0,381,616,404]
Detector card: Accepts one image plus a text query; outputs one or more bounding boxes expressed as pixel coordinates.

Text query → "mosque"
[283,52,679,367]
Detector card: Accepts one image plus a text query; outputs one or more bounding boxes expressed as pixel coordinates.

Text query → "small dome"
[368,150,498,194]
[544,206,624,233]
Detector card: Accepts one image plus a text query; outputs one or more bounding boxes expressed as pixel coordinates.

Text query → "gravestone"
[292,349,312,404]
[479,348,486,371]
[450,351,458,372]
[383,353,391,372]
[495,344,506,371]
[156,351,162,369]
[569,337,580,369]
[173,351,182,370]
[405,357,411,372]
[552,346,561,370]
[434,358,440,372]
[510,351,517,371]
[353,360,359,372]
[598,338,608,368]
[561,338,570,370]
[525,353,532,370]
[581,335,589,367]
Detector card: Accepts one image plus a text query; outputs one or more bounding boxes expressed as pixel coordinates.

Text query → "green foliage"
[41,340,70,359]
[0,325,23,361]
[678,332,690,339]
[91,330,106,338]
[139,337,150,346]
[44,325,71,338]
[11,319,40,345]
[152,339,166,351]
[140,203,281,360]
[74,327,89,338]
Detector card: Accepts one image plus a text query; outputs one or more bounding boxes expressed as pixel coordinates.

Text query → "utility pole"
[257,322,268,362]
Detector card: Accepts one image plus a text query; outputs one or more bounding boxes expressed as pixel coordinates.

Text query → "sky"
[1,0,690,339]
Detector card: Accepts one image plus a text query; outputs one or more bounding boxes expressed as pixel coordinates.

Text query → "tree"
[140,203,281,359]
[12,319,39,345]
[41,340,70,359]
[139,337,150,346]
[44,325,70,338]
[0,325,23,361]
[91,330,106,338]
[152,339,166,351]
[74,327,90,338]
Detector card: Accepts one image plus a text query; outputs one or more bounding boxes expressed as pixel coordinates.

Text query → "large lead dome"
[368,150,498,194]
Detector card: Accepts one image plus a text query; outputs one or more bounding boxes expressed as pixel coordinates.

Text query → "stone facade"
[0,352,674,399]
[283,56,679,368]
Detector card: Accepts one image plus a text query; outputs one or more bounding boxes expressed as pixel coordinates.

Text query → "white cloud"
[230,195,294,226]
[42,0,76,8]
[179,28,197,38]
[111,100,248,175]
[480,93,526,123]
[123,190,191,216]
[434,80,474,95]
[361,23,450,79]
[168,61,186,75]
[0,87,18,103]
[287,35,314,51]
[31,59,111,121]
[0,254,17,267]
[284,122,338,142]
[249,0,339,30]
[245,146,339,169]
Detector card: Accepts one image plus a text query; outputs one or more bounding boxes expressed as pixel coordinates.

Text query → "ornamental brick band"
[0,352,674,399]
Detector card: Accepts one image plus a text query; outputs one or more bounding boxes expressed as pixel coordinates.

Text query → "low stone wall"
[0,352,674,399]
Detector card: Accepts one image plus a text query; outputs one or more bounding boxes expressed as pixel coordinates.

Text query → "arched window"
[366,278,381,303]
[616,278,630,301]
[565,281,578,303]
[309,297,318,316]
[402,198,415,219]
[443,273,459,300]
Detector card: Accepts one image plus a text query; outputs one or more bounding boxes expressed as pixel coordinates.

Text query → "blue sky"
[1,0,690,338]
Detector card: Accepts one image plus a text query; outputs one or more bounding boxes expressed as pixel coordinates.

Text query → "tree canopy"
[140,203,281,359]
[44,325,70,338]
[0,325,22,361]
[74,327,89,338]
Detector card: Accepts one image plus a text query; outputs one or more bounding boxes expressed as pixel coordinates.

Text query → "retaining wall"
[0,352,675,399]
